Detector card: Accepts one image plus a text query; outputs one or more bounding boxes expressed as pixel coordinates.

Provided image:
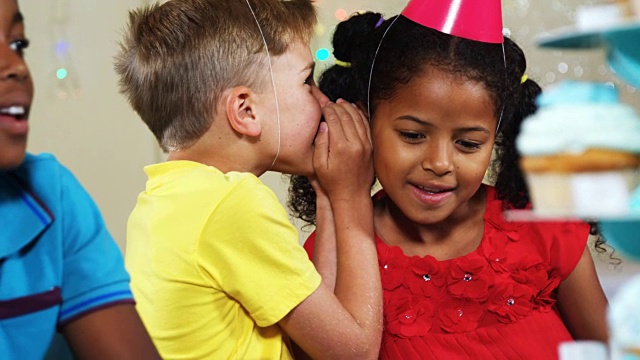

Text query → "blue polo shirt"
[0,153,134,358]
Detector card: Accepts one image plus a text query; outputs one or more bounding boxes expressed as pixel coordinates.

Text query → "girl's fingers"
[330,99,365,144]
[313,122,330,171]
[321,103,348,144]
[352,102,371,147]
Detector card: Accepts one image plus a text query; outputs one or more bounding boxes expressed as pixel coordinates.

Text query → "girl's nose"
[422,140,454,176]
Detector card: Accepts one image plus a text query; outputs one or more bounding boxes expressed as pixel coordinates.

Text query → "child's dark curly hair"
[287,12,612,257]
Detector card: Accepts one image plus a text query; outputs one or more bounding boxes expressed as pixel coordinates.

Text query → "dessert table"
[532,11,640,359]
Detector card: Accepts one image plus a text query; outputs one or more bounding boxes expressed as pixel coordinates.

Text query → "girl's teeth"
[419,186,440,193]
[0,106,25,115]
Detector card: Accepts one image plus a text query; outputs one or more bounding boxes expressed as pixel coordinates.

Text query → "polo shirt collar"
[0,172,53,259]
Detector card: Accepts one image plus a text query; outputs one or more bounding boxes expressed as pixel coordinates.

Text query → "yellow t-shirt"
[125,161,321,359]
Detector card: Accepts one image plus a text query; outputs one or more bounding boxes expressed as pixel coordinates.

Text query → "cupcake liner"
[525,169,640,217]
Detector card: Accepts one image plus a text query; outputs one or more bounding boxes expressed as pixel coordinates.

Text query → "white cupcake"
[516,81,640,217]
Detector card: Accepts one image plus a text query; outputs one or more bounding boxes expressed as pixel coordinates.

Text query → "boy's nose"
[311,85,330,107]
[422,141,454,176]
[0,45,29,82]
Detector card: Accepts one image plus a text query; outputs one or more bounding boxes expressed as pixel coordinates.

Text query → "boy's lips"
[0,105,29,136]
[0,114,29,135]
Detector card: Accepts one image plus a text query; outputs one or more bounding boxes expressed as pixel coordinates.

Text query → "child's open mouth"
[416,185,451,194]
[1,105,26,117]
[0,105,28,135]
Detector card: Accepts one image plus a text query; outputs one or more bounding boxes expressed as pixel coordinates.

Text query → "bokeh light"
[55,40,70,58]
[334,8,348,21]
[56,68,68,80]
[315,48,330,62]
[314,23,326,36]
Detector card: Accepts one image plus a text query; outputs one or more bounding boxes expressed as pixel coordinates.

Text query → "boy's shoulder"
[146,161,279,205]
[214,170,282,209]
[146,161,263,187]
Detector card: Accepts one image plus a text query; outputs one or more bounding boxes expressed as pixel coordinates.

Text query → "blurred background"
[21,0,640,296]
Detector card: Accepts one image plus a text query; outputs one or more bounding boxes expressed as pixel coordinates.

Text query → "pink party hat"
[401,0,504,44]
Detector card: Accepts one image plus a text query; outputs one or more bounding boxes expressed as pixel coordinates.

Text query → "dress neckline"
[374,185,507,263]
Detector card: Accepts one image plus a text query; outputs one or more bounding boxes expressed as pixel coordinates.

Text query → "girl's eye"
[399,131,425,142]
[456,140,481,151]
[9,39,29,56]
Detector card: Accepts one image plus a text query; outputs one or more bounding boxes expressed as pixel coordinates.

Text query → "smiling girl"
[289,6,609,359]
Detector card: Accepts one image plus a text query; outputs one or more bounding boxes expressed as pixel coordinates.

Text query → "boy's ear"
[225,86,262,137]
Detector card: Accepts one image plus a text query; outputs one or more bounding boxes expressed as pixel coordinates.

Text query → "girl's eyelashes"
[397,129,485,152]
[456,139,482,151]
[399,131,425,142]
[10,38,29,56]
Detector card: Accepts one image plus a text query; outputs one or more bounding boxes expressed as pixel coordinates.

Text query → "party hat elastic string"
[245,0,281,171]
[367,16,400,120]
[496,41,507,134]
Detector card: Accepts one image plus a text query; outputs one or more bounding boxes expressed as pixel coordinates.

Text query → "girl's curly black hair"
[287,12,614,259]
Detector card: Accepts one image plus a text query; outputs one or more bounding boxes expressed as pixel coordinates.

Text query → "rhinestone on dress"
[457,309,464,317]
[423,274,431,281]
[383,264,388,269]
[463,274,473,282]
[507,298,515,306]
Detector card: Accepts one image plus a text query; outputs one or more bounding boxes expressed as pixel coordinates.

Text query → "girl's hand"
[282,99,381,359]
[312,99,372,203]
[308,175,337,291]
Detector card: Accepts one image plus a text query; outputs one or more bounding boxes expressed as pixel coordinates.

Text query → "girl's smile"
[410,183,455,207]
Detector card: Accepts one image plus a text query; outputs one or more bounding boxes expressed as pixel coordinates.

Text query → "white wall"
[22,0,158,251]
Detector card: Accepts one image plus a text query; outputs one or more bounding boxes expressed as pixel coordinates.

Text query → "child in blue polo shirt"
[0,0,159,358]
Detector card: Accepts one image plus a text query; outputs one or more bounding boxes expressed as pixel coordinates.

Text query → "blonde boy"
[114,0,382,358]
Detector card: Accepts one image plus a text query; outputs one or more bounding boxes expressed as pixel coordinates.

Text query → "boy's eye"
[304,73,314,86]
[9,39,29,56]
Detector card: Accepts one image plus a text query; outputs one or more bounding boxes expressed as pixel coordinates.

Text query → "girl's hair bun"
[333,12,384,63]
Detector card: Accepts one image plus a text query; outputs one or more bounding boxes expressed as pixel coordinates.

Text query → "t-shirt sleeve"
[197,178,321,327]
[57,164,133,326]
[533,220,591,280]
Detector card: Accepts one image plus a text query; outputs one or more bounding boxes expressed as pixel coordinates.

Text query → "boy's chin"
[297,165,315,178]
[0,151,27,171]
[271,162,313,178]
[287,169,314,178]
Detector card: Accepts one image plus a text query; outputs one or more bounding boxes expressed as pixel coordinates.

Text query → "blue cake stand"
[537,20,640,88]
[599,217,640,262]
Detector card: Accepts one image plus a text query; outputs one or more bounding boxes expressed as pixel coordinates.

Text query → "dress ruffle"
[375,186,589,359]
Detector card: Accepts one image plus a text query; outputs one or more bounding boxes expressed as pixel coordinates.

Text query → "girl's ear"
[225,86,262,137]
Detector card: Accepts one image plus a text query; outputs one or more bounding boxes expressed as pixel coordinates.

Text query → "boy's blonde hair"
[114,0,317,152]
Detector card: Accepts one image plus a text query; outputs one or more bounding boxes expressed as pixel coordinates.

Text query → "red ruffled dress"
[304,186,590,359]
